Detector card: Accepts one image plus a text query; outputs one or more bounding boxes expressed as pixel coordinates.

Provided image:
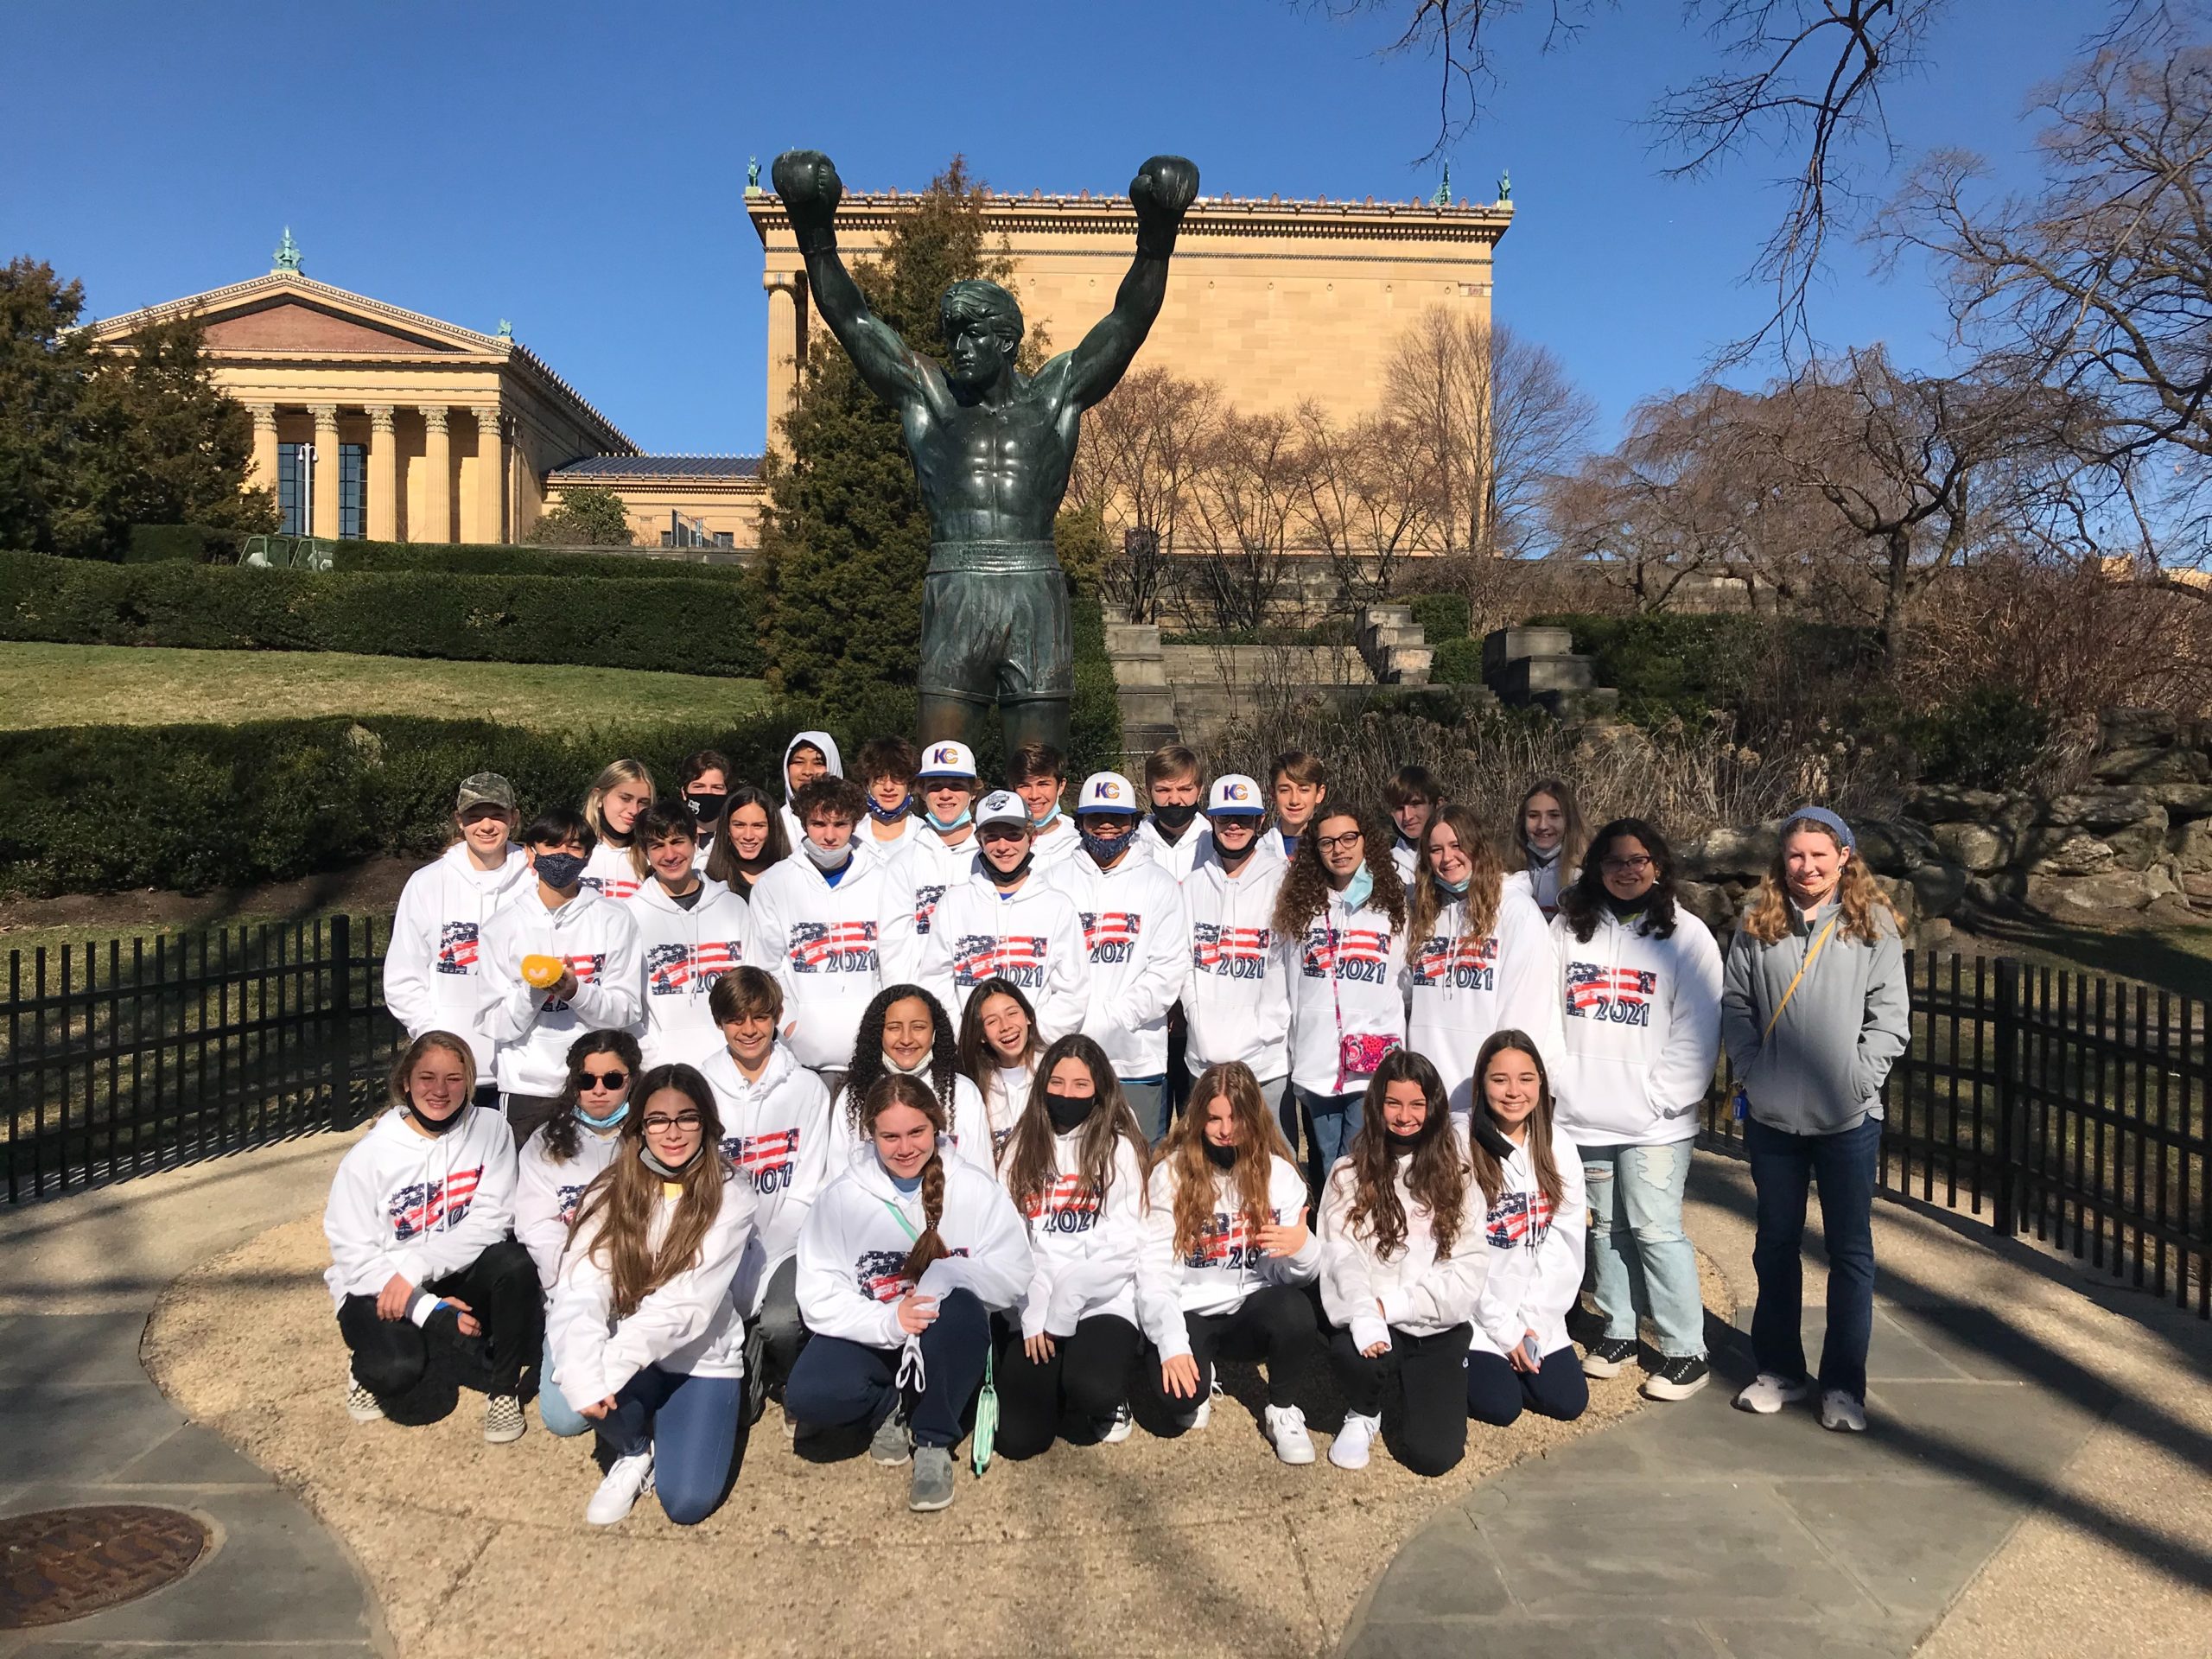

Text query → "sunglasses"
[578,1069,629,1091]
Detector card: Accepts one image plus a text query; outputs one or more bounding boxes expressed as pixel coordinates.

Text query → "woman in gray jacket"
[1719,807,1909,1433]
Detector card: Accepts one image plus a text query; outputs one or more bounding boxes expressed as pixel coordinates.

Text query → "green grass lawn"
[0,643,769,733]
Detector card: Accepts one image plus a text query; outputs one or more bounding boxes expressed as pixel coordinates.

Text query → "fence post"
[1992,957,2021,1238]
[327,914,353,1128]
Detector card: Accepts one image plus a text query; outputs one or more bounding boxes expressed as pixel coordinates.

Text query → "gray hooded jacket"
[1719,895,1910,1136]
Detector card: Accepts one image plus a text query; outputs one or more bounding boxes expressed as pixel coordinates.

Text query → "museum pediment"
[89,272,504,360]
[200,298,459,354]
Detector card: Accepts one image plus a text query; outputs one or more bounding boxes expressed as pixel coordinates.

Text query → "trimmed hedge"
[1069,594,1120,780]
[1409,593,1471,643]
[1429,636,1484,684]
[124,524,235,564]
[336,540,753,582]
[0,552,765,678]
[1527,612,1879,724]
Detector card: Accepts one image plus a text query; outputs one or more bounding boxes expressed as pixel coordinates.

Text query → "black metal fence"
[1702,950,2210,1317]
[3,916,394,1202]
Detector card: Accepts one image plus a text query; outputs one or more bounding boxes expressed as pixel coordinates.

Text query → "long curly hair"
[997,1034,1149,1219]
[1559,817,1682,944]
[537,1028,645,1163]
[840,982,960,1135]
[1505,778,1589,879]
[861,1073,953,1283]
[1331,1049,1468,1262]
[1163,1062,1300,1261]
[1273,802,1407,942]
[1405,802,1504,960]
[1465,1028,1566,1213]
[1738,814,1903,946]
[565,1062,727,1320]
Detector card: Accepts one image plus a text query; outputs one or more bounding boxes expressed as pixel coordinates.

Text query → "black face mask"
[1209,827,1257,868]
[1384,1125,1425,1155]
[1203,1138,1238,1169]
[989,850,1035,888]
[1153,801,1199,834]
[1046,1090,1096,1134]
[687,791,726,824]
[407,1100,467,1137]
[1604,890,1649,920]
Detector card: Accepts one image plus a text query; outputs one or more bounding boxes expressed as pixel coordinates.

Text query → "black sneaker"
[1581,1337,1637,1379]
[1643,1353,1711,1401]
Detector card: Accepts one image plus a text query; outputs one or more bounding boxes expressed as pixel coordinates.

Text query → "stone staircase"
[1355,604,1435,684]
[1103,618,1379,749]
[1481,626,1619,718]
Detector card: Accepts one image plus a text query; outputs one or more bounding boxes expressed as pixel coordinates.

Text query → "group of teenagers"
[327,729,1912,1523]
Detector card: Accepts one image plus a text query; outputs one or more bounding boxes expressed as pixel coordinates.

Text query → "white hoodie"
[1027,812,1083,872]
[546,1161,759,1404]
[796,1145,1033,1351]
[874,830,981,983]
[1007,1128,1148,1340]
[745,847,886,1071]
[1135,816,1204,881]
[1046,846,1191,1078]
[1284,887,1408,1096]
[383,842,534,1074]
[323,1105,518,1314]
[979,1055,1038,1152]
[778,729,844,851]
[515,1118,624,1291]
[1404,882,1567,1117]
[697,1042,834,1313]
[858,807,922,866]
[1319,1144,1489,1353]
[625,876,756,1070]
[1181,852,1292,1081]
[823,1069,996,1175]
[917,871,1091,1041]
[1136,1154,1320,1360]
[477,889,644,1097]
[1467,1122,1586,1360]
[579,840,643,904]
[1548,905,1725,1147]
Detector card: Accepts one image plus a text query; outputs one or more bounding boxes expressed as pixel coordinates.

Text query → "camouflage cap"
[454,772,518,814]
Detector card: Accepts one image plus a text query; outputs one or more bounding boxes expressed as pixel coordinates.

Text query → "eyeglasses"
[1313,830,1365,853]
[1601,855,1656,874]
[642,1113,704,1134]
[578,1070,628,1091]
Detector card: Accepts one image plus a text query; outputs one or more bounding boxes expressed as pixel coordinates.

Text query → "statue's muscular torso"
[904,365,1078,545]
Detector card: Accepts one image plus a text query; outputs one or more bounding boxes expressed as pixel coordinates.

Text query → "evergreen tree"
[0,258,92,556]
[526,485,635,546]
[760,157,1027,715]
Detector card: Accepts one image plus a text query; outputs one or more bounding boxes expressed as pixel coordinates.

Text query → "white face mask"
[882,1046,931,1077]
[802,837,853,871]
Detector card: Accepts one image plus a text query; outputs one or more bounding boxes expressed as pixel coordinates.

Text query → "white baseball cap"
[1075,772,1140,816]
[975,790,1032,832]
[917,740,977,781]
[1206,773,1265,816]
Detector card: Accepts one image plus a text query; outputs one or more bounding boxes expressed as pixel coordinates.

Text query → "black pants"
[741,1256,810,1420]
[1465,1344,1590,1426]
[338,1239,542,1397]
[501,1092,563,1151]
[991,1313,1142,1458]
[1135,1283,1321,1429]
[1330,1322,1473,1478]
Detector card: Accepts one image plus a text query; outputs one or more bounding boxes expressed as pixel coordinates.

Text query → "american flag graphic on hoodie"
[723,1127,801,1195]
[1410,931,1497,992]
[1485,1187,1555,1252]
[544,953,602,1014]
[435,920,480,976]
[788,920,878,975]
[1565,962,1656,1027]
[1192,922,1270,982]
[950,933,1049,989]
[1080,911,1143,965]
[386,1166,483,1240]
[1025,1173,1103,1237]
[645,939,745,997]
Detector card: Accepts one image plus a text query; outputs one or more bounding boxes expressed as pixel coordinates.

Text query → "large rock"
[2097,707,2178,750]
[2027,833,2120,877]
[1853,817,1941,877]
[1675,877,1739,935]
[1967,871,2028,908]
[1910,860,1971,918]
[1929,820,2012,873]
[1872,874,1923,928]
[2027,870,2158,912]
[2174,818,2212,875]
[2031,789,2169,870]
[2090,746,2206,786]
[1681,823,1779,883]
[1903,785,2035,829]
[2150,782,2212,822]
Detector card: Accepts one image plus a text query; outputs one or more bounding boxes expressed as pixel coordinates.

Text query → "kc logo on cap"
[1078,772,1137,813]
[1208,773,1263,814]
[918,741,978,779]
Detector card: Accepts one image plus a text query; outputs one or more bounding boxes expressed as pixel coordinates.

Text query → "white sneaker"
[344,1381,384,1424]
[1097,1402,1134,1444]
[1329,1410,1380,1470]
[585,1449,654,1526]
[1264,1403,1316,1465]
[1821,1390,1867,1433]
[1175,1395,1212,1433]
[1733,1372,1815,1414]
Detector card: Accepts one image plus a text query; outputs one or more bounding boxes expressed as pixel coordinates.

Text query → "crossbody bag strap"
[1762,914,1840,1040]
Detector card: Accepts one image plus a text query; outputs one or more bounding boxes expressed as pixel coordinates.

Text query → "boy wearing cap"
[1134,744,1205,881]
[1182,774,1294,1122]
[385,773,535,1109]
[1007,741,1081,871]
[878,739,984,982]
[918,790,1091,1039]
[1046,772,1192,1138]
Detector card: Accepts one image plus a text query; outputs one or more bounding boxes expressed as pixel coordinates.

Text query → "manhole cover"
[0,1505,209,1629]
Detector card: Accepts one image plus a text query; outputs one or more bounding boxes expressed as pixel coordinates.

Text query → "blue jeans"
[1745,1114,1880,1402]
[1122,1076,1168,1143]
[1285,1084,1364,1197]
[598,1364,746,1526]
[538,1333,592,1438]
[1581,1140,1704,1359]
[784,1287,989,1449]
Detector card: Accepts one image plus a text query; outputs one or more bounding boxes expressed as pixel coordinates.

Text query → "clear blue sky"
[3,0,2101,454]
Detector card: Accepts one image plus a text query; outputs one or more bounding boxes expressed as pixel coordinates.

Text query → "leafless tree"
[1183,408,1317,632]
[1294,404,1442,599]
[1382,308,1594,556]
[1070,368,1227,621]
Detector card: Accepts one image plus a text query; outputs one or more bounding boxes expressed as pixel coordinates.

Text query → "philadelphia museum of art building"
[90,183,1511,550]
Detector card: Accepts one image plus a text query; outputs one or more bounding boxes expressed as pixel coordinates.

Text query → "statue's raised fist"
[772,149,843,232]
[1130,156,1200,232]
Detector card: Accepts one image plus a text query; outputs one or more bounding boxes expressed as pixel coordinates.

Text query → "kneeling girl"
[1319,1050,1487,1476]
[546,1063,759,1526]
[788,1074,1032,1512]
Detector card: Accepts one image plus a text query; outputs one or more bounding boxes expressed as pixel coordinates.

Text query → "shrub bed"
[0,552,764,678]
[335,541,754,582]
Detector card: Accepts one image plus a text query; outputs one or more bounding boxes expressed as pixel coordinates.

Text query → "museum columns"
[367,406,397,540]
[248,404,278,499]
[423,406,452,543]
[474,407,505,543]
[763,270,805,454]
[310,404,341,539]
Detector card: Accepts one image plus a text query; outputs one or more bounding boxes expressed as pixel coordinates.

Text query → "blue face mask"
[576,1100,629,1131]
[1340,865,1375,911]
[1078,823,1135,867]
[867,792,912,823]
[1030,801,1062,830]
[1435,874,1471,896]
[925,806,973,832]
[534,849,588,890]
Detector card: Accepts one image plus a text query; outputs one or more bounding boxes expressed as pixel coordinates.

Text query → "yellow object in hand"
[521,954,565,989]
